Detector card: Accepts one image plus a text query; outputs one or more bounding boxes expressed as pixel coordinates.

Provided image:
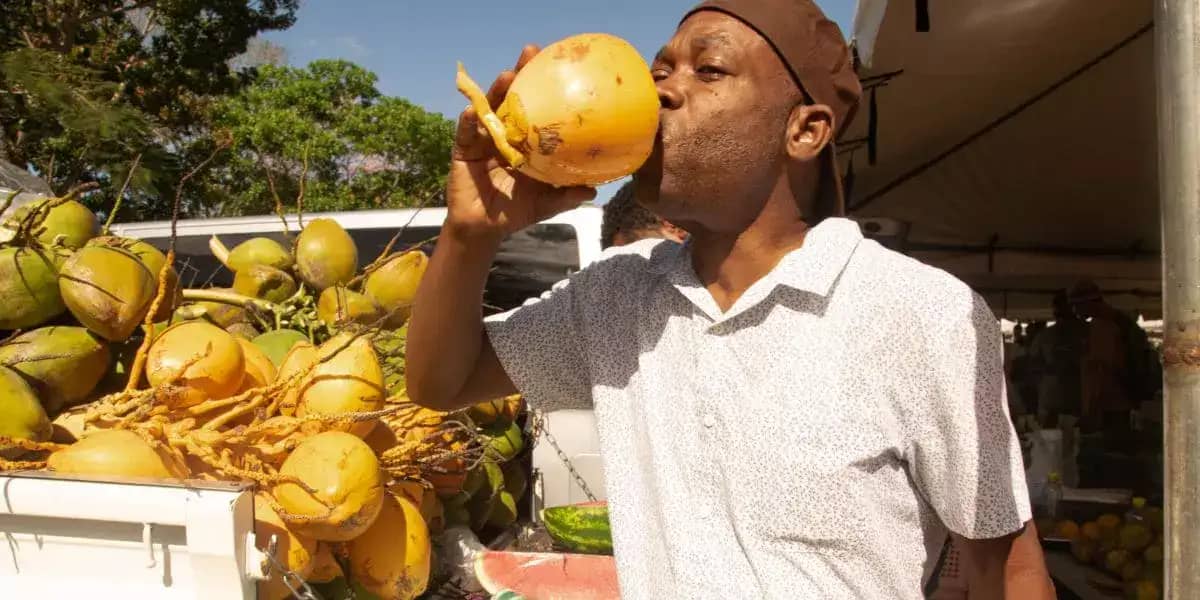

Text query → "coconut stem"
[181,288,283,313]
[456,62,526,169]
[124,250,179,393]
[208,235,233,270]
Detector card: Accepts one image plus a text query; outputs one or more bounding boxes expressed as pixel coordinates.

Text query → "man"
[408,2,1038,598]
[1069,280,1154,451]
[601,181,688,249]
[1031,292,1087,428]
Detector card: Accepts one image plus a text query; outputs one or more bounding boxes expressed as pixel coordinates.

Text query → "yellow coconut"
[308,543,343,584]
[211,236,294,272]
[273,341,316,417]
[363,251,427,327]
[47,429,186,479]
[273,431,385,541]
[254,493,317,600]
[0,326,110,414]
[0,365,51,459]
[233,264,297,304]
[236,337,277,391]
[9,197,98,249]
[395,481,446,535]
[86,236,181,320]
[0,246,66,330]
[146,320,245,408]
[59,245,156,341]
[290,332,385,438]
[225,322,260,340]
[317,286,383,327]
[186,287,248,328]
[456,33,659,187]
[294,219,357,291]
[469,393,524,426]
[348,493,431,600]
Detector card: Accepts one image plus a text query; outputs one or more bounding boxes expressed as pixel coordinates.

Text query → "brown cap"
[682,0,862,216]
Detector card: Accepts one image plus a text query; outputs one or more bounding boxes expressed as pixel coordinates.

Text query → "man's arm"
[406,228,515,411]
[954,520,1054,600]
[406,45,594,411]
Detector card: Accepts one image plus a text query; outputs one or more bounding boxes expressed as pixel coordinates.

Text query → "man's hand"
[446,44,595,242]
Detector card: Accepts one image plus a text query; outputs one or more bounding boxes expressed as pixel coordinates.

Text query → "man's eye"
[697,65,725,80]
[651,68,671,81]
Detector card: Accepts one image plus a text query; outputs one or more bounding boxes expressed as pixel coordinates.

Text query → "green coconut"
[0,246,67,330]
[213,236,293,272]
[364,250,428,327]
[252,329,310,368]
[8,198,98,249]
[294,219,357,291]
[317,286,382,327]
[0,364,52,459]
[87,236,181,320]
[58,245,156,341]
[0,326,110,414]
[233,264,297,304]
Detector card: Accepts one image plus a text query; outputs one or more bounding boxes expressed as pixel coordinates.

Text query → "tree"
[208,59,454,216]
[0,0,298,210]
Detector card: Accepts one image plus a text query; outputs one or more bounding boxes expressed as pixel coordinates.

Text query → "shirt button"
[702,414,717,428]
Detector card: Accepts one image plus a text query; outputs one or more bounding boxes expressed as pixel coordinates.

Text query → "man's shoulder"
[849,240,982,316]
[583,238,682,281]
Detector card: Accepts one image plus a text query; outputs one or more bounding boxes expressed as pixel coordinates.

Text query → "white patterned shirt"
[484,217,1031,599]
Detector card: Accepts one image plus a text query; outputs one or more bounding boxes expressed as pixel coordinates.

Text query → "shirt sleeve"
[906,286,1032,540]
[484,273,593,413]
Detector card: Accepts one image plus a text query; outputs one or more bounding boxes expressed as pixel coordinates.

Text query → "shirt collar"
[769,217,864,297]
[658,217,864,320]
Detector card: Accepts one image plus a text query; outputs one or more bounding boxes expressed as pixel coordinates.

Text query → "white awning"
[843,0,1159,320]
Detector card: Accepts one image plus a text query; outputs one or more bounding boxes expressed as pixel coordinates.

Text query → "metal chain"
[529,409,597,502]
[264,536,324,600]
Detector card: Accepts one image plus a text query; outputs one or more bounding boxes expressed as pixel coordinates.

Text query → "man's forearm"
[405,226,501,409]
[958,532,1017,600]
[1002,521,1055,599]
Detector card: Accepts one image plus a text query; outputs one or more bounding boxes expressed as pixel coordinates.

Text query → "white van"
[111,206,609,513]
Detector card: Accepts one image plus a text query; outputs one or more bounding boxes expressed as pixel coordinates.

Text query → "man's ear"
[785,104,835,162]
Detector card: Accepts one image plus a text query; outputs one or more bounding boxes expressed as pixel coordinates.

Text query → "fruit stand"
[0,188,526,598]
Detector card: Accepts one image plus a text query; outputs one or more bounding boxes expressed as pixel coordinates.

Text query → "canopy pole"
[1155,1,1200,597]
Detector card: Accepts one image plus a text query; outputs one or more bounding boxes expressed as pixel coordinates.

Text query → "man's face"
[635,11,800,231]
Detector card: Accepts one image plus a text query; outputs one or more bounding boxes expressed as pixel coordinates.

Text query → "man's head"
[634,0,860,233]
[1068,280,1107,319]
[601,181,688,249]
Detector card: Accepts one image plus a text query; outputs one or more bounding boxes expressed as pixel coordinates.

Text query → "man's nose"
[657,79,682,110]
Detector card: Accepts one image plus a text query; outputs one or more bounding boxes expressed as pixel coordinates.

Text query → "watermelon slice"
[475,550,620,600]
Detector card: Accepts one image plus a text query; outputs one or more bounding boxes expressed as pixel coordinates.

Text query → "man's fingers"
[527,181,595,220]
[515,44,540,73]
[453,107,493,161]
[487,70,516,109]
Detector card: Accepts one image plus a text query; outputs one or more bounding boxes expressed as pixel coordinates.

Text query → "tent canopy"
[843,0,1159,320]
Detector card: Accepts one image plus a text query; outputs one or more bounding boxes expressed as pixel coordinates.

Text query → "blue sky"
[263,0,857,202]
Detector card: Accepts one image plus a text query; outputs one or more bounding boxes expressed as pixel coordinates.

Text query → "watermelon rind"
[541,504,613,555]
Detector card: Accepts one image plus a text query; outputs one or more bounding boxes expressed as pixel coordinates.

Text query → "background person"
[600,181,688,249]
